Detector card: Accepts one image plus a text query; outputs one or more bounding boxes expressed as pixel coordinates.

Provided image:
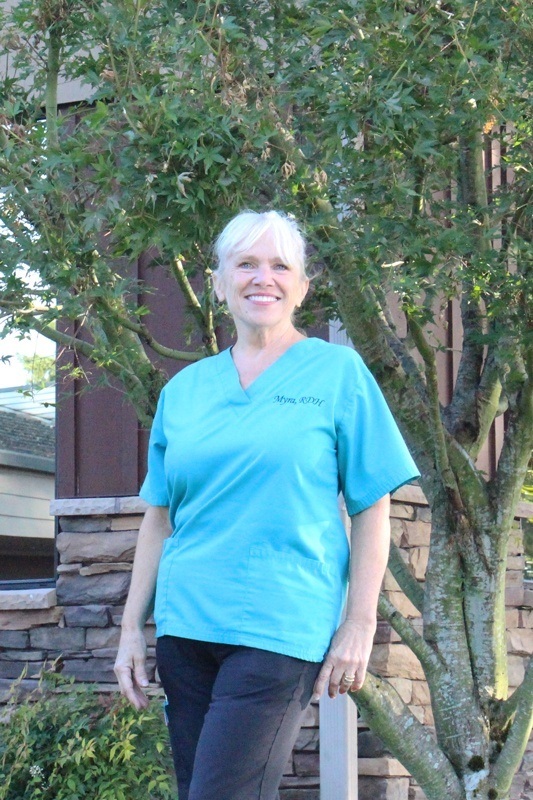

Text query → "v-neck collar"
[216,338,313,405]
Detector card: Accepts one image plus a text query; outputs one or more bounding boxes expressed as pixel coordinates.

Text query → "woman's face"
[214,228,309,337]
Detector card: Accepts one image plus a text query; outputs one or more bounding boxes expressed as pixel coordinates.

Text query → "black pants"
[156,636,321,800]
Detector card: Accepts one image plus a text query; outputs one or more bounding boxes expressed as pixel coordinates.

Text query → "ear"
[212,272,226,302]
[297,279,310,307]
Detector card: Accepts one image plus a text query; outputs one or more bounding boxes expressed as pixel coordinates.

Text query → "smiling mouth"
[246,295,279,304]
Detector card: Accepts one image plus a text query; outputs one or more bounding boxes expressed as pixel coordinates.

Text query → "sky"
[0,327,56,389]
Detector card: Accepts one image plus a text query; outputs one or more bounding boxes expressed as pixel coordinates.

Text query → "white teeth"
[248,295,278,303]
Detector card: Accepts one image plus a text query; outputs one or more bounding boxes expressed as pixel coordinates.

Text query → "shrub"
[0,666,177,800]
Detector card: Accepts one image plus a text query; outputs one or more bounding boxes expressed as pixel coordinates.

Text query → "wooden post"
[319,692,358,799]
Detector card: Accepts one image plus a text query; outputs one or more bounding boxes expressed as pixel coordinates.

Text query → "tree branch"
[406,313,461,506]
[170,257,218,355]
[353,672,463,800]
[387,541,425,613]
[493,657,533,735]
[491,658,533,796]
[0,299,52,315]
[45,21,61,150]
[507,186,533,245]
[457,127,489,227]
[491,345,533,530]
[372,284,429,402]
[30,320,158,427]
[378,593,444,678]
[32,320,97,361]
[445,439,492,540]
[411,159,425,218]
[170,257,204,322]
[469,348,503,461]
[97,309,205,363]
[406,317,493,570]
[202,264,218,354]
[444,291,485,448]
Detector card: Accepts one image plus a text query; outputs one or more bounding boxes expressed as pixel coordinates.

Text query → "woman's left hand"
[311,618,376,701]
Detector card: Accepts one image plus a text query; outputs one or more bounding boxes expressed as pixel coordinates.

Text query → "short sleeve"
[139,387,170,507]
[337,353,420,515]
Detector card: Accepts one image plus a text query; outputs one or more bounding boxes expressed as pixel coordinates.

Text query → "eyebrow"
[235,254,287,264]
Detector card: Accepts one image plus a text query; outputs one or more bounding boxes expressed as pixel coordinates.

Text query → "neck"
[230,324,307,391]
[232,323,304,358]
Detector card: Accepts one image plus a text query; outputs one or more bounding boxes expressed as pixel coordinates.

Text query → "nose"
[252,263,274,284]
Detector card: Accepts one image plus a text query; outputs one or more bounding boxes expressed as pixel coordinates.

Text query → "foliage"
[1,2,532,798]
[0,667,176,800]
[0,0,531,422]
[17,353,56,390]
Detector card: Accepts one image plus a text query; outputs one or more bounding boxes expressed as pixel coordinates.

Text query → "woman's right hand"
[114,628,150,710]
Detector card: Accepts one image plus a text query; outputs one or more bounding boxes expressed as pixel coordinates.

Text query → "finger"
[328,667,348,698]
[114,662,135,699]
[133,655,149,689]
[336,664,357,694]
[348,667,367,693]
[311,662,334,702]
[131,674,150,709]
[132,688,150,709]
[114,664,149,710]
[125,682,150,710]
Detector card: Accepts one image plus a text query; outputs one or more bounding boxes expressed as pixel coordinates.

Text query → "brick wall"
[0,489,531,800]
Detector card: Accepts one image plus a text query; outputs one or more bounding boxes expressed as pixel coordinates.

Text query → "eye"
[238,261,254,270]
[273,263,289,271]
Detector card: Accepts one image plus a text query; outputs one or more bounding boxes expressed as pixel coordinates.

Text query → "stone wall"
[0,489,531,800]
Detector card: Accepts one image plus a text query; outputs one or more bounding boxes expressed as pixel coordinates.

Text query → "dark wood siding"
[56,254,199,498]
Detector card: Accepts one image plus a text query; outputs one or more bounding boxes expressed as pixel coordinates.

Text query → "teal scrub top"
[140,338,420,662]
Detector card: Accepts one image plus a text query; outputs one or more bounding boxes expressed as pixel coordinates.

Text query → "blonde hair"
[213,210,308,280]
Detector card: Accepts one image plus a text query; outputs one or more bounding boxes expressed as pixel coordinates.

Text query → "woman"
[114,210,419,800]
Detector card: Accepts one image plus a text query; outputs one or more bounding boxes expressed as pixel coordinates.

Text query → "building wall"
[0,466,55,540]
[0,489,530,800]
[0,458,55,582]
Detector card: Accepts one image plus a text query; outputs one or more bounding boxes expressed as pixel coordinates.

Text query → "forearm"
[312,493,391,699]
[345,493,391,628]
[121,504,172,632]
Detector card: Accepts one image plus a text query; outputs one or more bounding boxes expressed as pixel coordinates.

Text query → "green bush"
[0,667,177,800]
